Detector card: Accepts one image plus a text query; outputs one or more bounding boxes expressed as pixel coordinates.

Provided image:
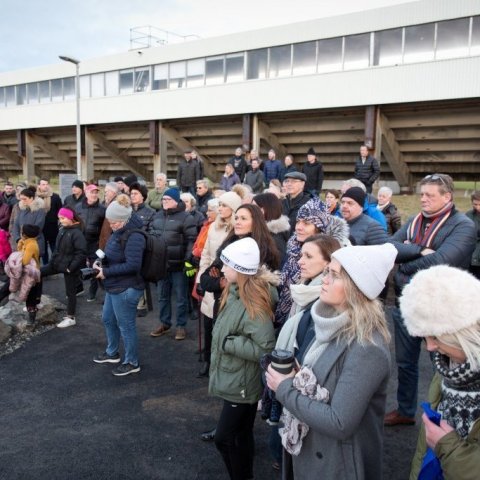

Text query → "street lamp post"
[59,55,81,180]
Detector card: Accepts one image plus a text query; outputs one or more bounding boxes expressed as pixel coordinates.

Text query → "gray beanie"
[332,243,397,300]
[220,237,260,275]
[106,200,132,222]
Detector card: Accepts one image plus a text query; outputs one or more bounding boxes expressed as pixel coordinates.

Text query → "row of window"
[1,15,479,107]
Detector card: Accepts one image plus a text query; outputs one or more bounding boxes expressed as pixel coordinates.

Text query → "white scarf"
[289,273,324,316]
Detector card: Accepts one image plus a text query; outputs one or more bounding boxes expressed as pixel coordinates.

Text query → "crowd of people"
[0,144,479,479]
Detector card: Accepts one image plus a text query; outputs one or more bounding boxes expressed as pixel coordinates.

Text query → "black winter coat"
[177,160,200,188]
[353,155,380,187]
[74,199,106,244]
[282,192,312,233]
[279,164,297,183]
[197,191,213,216]
[228,156,248,182]
[49,224,87,273]
[302,160,324,193]
[133,203,155,231]
[64,193,86,210]
[148,201,197,272]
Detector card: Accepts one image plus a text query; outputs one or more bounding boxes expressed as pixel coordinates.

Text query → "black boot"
[26,308,37,328]
[200,428,216,442]
[196,362,210,378]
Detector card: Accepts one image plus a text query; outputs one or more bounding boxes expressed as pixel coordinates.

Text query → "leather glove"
[184,261,197,278]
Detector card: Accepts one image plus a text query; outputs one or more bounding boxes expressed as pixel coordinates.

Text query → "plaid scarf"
[407,202,453,247]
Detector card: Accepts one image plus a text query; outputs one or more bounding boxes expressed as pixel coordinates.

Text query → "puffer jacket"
[466,208,480,267]
[410,374,480,480]
[13,198,46,256]
[380,202,402,235]
[63,192,85,210]
[209,268,278,404]
[263,159,282,183]
[74,199,105,244]
[390,208,476,296]
[48,224,86,273]
[133,202,155,231]
[5,251,40,301]
[176,159,200,188]
[353,155,380,187]
[102,214,146,293]
[347,213,389,246]
[228,155,248,182]
[244,169,265,194]
[148,201,197,272]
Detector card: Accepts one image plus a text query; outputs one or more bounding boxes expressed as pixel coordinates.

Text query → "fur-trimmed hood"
[325,216,351,247]
[19,197,45,212]
[267,215,291,235]
[257,265,281,287]
[400,265,480,338]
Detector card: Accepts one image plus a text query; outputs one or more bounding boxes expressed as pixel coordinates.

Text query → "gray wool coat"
[276,333,391,480]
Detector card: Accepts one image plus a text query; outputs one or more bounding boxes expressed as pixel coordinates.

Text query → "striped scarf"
[407,202,453,247]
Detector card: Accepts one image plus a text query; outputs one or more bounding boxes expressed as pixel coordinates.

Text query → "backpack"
[120,229,167,282]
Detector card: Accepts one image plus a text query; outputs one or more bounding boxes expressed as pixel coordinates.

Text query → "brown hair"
[470,190,480,202]
[420,173,454,196]
[253,192,283,222]
[303,234,341,263]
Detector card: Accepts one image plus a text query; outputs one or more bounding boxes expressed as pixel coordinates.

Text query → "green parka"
[208,271,278,404]
[410,373,480,480]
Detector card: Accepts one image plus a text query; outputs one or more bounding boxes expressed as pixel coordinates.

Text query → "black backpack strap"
[119,228,145,250]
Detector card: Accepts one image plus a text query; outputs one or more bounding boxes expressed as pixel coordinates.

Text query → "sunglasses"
[423,174,448,187]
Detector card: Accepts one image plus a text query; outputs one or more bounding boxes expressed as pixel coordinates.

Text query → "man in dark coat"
[64,180,86,209]
[279,154,297,183]
[282,172,312,233]
[37,178,62,264]
[148,188,197,341]
[227,147,248,183]
[302,147,323,196]
[353,145,380,194]
[263,149,282,184]
[195,180,213,216]
[177,150,200,196]
[1,182,18,208]
[385,174,476,426]
[244,159,265,193]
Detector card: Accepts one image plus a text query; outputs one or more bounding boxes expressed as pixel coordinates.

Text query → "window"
[0,87,4,108]
[135,67,150,92]
[269,45,291,78]
[39,81,50,103]
[293,41,316,75]
[104,71,118,96]
[187,59,204,87]
[225,53,244,82]
[5,86,15,106]
[27,83,39,104]
[436,17,470,59]
[317,37,343,72]
[119,69,133,94]
[16,84,27,105]
[373,28,403,66]
[152,64,168,90]
[246,49,268,80]
[51,78,63,102]
[470,16,480,55]
[63,77,75,100]
[169,61,186,89]
[79,75,90,98]
[91,73,105,97]
[404,23,435,63]
[205,56,224,85]
[344,33,370,70]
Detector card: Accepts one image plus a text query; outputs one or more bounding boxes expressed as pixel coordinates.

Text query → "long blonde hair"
[219,271,274,322]
[337,268,390,346]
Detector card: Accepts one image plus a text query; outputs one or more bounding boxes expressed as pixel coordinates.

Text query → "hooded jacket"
[208,267,278,404]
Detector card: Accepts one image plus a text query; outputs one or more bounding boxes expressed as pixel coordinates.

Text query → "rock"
[0,320,12,343]
[0,294,66,335]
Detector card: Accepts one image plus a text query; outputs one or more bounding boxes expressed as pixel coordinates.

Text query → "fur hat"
[219,191,242,212]
[123,175,138,187]
[342,187,366,208]
[129,182,148,201]
[296,197,329,232]
[332,243,397,300]
[400,265,480,337]
[220,237,260,275]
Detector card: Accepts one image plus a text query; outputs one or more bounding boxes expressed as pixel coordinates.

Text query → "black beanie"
[72,180,84,190]
[124,175,138,187]
[342,187,366,207]
[114,176,124,183]
[22,224,40,238]
[307,147,316,156]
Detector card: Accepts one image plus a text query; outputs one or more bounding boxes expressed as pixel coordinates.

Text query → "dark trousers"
[26,281,42,310]
[215,400,257,480]
[41,227,59,265]
[42,264,80,317]
[203,315,213,362]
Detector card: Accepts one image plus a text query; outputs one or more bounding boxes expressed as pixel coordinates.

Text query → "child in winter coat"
[5,224,42,326]
[209,237,277,480]
[0,228,12,275]
[41,207,87,328]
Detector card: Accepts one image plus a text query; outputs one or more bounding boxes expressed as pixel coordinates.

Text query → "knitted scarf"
[407,202,453,247]
[36,186,52,212]
[433,352,480,438]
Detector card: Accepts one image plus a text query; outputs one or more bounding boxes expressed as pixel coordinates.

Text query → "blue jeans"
[157,271,188,328]
[392,306,422,417]
[102,288,143,366]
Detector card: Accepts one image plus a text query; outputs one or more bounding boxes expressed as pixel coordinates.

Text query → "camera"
[80,249,105,281]
[260,349,295,374]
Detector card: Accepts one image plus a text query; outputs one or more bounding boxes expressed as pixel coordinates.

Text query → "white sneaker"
[57,317,76,328]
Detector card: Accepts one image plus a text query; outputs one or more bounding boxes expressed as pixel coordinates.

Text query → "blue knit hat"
[296,197,329,232]
[163,188,181,203]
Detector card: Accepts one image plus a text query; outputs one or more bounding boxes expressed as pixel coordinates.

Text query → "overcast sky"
[0,0,414,73]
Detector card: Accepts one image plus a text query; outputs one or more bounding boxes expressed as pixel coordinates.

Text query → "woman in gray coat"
[267,243,397,479]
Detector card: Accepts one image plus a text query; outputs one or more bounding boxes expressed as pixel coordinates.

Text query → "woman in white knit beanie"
[401,265,480,480]
[267,243,397,480]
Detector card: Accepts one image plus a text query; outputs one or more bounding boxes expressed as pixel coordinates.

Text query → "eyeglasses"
[423,174,448,187]
[323,267,342,283]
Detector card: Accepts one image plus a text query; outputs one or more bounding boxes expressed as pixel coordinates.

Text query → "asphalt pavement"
[0,276,431,480]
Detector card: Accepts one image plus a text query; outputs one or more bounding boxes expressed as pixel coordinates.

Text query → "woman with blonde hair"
[400,265,480,480]
[210,237,277,480]
[267,243,397,479]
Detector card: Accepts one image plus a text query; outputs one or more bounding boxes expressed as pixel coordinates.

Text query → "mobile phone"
[421,402,441,426]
